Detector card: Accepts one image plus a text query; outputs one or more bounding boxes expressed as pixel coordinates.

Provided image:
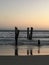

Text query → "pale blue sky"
[0,0,49,29]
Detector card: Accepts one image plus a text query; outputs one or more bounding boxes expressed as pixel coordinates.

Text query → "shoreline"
[0,45,49,56]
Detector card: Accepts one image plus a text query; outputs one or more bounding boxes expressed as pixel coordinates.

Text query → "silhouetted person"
[15,27,19,56]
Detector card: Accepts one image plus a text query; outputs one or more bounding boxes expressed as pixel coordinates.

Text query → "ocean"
[0,30,49,45]
[0,30,49,56]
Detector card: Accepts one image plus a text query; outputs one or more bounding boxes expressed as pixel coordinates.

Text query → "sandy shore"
[18,45,49,56]
[0,55,49,65]
[0,45,15,56]
[0,45,49,56]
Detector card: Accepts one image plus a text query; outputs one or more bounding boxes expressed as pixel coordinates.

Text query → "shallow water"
[0,30,49,45]
[0,45,15,56]
[0,45,49,56]
[18,45,49,56]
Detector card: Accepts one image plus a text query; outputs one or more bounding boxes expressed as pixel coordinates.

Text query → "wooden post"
[27,27,29,39]
[27,27,33,40]
[29,27,33,40]
[15,27,19,56]
[38,40,40,53]
[30,27,33,55]
[27,27,33,56]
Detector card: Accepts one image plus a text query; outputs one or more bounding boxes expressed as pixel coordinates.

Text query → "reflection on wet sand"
[0,45,15,56]
[0,45,49,56]
[18,45,49,56]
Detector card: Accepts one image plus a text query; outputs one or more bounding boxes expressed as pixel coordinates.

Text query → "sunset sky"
[0,0,49,29]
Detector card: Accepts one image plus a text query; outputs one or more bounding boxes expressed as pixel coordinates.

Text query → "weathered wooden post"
[27,27,33,40]
[27,27,33,55]
[30,27,33,55]
[27,27,29,39]
[29,27,33,40]
[15,27,19,56]
[27,27,30,55]
[38,40,40,53]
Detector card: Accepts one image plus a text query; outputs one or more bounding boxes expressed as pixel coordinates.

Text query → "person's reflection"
[38,40,40,54]
[27,45,33,55]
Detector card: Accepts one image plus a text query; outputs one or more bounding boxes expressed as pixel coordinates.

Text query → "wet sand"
[0,45,49,56]
[18,45,49,56]
[0,45,15,56]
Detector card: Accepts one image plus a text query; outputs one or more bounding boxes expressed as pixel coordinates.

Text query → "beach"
[0,45,15,56]
[0,45,49,65]
[0,45,49,56]
[18,45,49,56]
